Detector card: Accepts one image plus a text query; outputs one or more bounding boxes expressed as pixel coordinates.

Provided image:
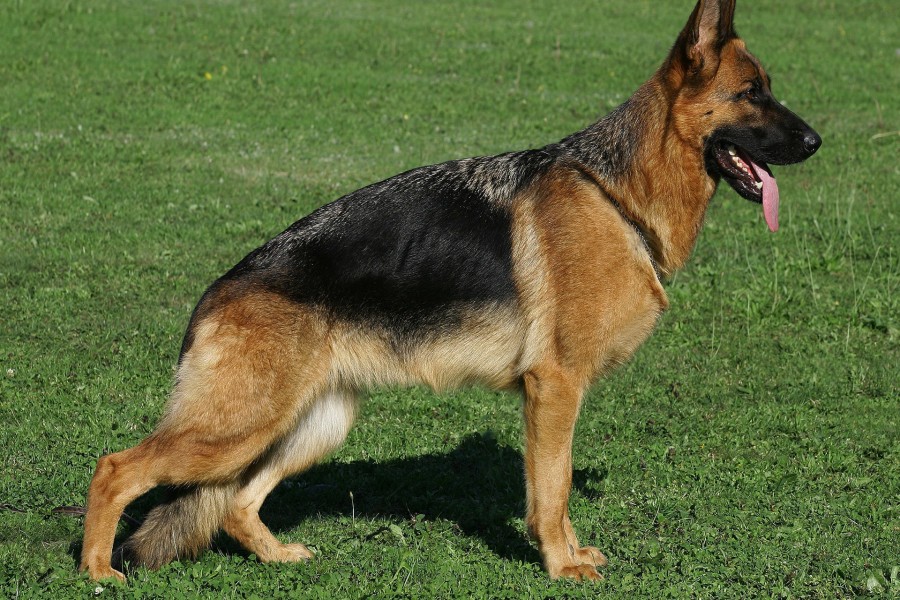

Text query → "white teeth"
[755,181,764,189]
[724,146,756,179]
[730,154,752,175]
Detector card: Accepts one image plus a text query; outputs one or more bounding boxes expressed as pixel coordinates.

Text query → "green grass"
[1,0,897,597]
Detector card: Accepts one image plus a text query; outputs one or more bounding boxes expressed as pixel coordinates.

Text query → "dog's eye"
[737,86,759,103]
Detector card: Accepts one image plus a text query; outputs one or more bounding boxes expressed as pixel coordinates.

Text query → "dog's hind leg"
[523,362,603,581]
[81,422,288,581]
[81,442,165,581]
[222,389,358,562]
[82,420,300,581]
[81,294,332,581]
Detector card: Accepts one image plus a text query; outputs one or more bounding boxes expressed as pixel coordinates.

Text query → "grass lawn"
[1,0,897,597]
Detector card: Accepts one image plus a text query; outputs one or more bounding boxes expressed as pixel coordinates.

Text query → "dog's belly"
[327,300,527,393]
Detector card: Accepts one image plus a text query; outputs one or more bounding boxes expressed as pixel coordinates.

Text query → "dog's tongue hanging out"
[749,159,780,232]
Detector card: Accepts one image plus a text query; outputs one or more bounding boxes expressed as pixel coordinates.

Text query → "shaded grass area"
[1,0,897,597]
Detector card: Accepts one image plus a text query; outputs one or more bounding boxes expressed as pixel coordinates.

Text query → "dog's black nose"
[803,130,822,155]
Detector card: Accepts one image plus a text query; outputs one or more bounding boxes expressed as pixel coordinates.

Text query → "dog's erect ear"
[673,0,737,76]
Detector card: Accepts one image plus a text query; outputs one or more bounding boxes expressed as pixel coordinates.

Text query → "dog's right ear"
[670,0,737,79]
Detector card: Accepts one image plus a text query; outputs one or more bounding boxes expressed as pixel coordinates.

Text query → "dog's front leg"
[522,364,605,581]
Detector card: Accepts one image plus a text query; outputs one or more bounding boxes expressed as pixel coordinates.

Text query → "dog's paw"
[553,563,603,581]
[263,542,314,563]
[573,545,608,567]
[85,564,126,583]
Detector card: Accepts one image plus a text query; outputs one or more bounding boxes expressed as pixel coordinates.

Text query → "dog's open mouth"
[713,143,780,232]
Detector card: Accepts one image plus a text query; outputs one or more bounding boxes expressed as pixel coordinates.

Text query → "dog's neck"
[557,80,717,278]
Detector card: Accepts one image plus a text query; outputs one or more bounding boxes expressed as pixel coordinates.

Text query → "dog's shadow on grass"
[252,432,606,565]
[73,432,607,569]
[260,431,534,562]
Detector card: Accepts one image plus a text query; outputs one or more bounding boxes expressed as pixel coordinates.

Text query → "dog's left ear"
[675,0,737,76]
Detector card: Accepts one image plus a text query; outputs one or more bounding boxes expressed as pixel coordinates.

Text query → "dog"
[81,0,820,582]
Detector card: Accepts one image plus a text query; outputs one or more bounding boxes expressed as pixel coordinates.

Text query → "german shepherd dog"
[81,0,820,582]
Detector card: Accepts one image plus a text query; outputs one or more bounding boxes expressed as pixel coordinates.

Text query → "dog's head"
[663,0,821,231]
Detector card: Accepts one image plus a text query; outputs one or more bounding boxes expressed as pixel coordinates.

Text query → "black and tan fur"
[81,0,820,582]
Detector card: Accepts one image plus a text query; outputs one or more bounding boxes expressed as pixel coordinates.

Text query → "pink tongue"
[748,159,779,232]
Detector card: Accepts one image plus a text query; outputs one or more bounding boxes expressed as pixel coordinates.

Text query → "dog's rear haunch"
[81,0,819,582]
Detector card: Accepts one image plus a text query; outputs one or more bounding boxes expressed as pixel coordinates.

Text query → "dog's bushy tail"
[116,483,237,570]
